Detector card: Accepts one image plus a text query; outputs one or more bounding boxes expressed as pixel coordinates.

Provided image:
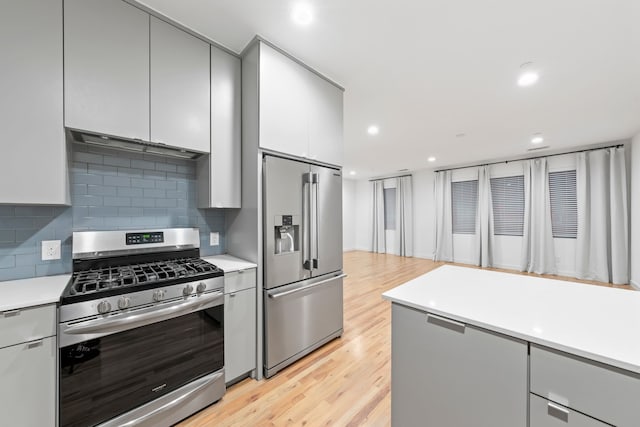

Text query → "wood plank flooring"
[178,252,632,427]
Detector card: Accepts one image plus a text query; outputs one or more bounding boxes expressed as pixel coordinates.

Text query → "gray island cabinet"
[384,265,640,427]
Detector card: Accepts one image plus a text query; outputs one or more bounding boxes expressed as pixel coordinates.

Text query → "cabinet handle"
[426,313,466,333]
[2,310,21,318]
[547,402,570,422]
[238,269,245,274]
[27,340,44,349]
[229,293,237,298]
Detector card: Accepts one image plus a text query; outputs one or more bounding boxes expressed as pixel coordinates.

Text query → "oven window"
[59,305,223,427]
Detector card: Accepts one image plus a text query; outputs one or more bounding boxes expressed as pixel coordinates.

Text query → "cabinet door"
[210,46,241,207]
[64,0,149,140]
[0,337,56,427]
[0,0,66,204]
[391,304,528,427]
[530,394,610,427]
[259,43,309,158]
[150,17,210,152]
[224,288,256,383]
[308,75,344,166]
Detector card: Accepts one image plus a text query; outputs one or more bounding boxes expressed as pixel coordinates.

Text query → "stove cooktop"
[62,256,223,304]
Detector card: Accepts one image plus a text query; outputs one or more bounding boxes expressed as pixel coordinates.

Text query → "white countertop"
[382,265,640,374]
[0,274,70,312]
[202,254,257,273]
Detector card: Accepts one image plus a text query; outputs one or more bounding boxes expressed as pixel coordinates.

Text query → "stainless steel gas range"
[58,228,225,427]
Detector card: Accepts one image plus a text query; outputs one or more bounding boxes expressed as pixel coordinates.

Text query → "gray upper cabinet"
[260,43,310,159]
[257,42,344,166]
[150,17,210,153]
[64,0,150,141]
[197,46,241,208]
[0,0,67,205]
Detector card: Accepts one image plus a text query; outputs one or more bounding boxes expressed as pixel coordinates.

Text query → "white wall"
[342,179,357,251]
[354,178,372,251]
[631,133,640,288]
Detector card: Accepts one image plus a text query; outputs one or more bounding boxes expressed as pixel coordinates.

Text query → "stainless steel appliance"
[263,155,345,378]
[58,228,225,427]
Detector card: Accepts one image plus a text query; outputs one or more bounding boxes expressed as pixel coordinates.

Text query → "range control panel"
[125,231,164,245]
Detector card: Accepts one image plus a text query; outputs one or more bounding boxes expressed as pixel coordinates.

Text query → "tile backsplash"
[0,143,226,282]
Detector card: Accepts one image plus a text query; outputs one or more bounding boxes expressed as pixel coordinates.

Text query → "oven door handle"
[63,291,224,337]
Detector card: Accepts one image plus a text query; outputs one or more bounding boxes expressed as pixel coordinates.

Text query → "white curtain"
[433,170,453,261]
[475,166,494,267]
[372,180,386,253]
[521,159,556,274]
[395,176,413,257]
[576,147,628,284]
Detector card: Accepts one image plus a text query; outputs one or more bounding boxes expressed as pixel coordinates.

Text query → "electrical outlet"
[42,240,61,261]
[210,232,219,246]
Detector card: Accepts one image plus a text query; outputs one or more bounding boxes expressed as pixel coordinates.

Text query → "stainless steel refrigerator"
[263,154,344,378]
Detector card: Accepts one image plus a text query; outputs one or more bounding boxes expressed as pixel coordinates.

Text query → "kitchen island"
[382,265,640,427]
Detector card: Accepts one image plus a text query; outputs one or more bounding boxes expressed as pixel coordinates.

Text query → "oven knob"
[117,297,131,310]
[196,282,207,293]
[152,290,165,302]
[97,300,111,314]
[183,284,194,296]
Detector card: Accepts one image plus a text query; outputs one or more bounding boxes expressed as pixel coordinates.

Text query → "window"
[548,170,577,238]
[384,188,396,230]
[490,175,525,236]
[451,180,478,234]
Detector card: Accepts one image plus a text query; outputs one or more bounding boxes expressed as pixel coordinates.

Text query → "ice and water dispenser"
[274,215,299,254]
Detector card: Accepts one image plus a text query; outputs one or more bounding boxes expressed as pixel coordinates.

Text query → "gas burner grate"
[70,257,218,296]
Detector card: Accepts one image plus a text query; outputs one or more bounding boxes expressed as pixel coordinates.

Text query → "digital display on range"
[125,232,164,245]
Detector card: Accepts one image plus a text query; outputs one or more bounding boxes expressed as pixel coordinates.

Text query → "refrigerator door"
[264,273,344,377]
[310,165,343,277]
[263,155,311,289]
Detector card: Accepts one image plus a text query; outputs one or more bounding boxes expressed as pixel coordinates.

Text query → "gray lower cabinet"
[0,0,67,205]
[0,305,56,427]
[530,394,609,427]
[150,16,210,153]
[530,344,640,427]
[391,303,528,427]
[197,46,242,208]
[64,0,150,140]
[224,269,257,384]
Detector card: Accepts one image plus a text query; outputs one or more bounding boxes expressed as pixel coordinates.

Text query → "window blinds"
[384,188,396,230]
[548,170,577,238]
[490,175,524,236]
[451,180,478,234]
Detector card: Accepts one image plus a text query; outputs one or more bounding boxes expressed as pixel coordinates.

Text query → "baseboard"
[631,279,640,290]
[413,252,434,260]
[343,247,356,252]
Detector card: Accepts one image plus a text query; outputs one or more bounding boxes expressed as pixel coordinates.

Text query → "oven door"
[59,292,224,427]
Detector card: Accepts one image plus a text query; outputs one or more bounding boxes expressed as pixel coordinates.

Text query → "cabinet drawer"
[530,394,610,427]
[224,268,256,294]
[0,304,56,349]
[530,345,640,427]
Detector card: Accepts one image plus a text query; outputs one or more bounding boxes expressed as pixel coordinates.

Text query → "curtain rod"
[434,144,625,173]
[368,173,413,182]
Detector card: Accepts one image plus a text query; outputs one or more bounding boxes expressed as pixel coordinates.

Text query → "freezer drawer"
[264,273,344,377]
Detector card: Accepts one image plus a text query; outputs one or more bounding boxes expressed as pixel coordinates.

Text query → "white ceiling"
[140,0,640,178]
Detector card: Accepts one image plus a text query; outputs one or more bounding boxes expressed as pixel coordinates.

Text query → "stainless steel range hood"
[68,129,205,160]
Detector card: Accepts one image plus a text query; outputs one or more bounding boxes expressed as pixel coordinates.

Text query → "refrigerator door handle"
[312,172,319,270]
[302,172,313,271]
[267,274,347,299]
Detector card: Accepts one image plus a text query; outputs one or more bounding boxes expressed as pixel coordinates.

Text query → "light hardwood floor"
[178,251,632,427]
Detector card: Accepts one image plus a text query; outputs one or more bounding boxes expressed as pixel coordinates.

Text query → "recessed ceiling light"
[349,170,357,176]
[531,134,544,144]
[428,156,436,162]
[367,125,379,135]
[517,62,539,87]
[291,3,313,26]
